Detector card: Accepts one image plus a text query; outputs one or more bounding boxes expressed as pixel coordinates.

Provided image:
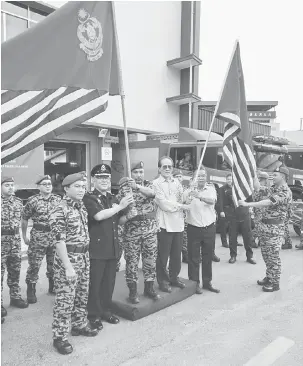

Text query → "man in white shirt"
[184,167,220,294]
[153,157,190,293]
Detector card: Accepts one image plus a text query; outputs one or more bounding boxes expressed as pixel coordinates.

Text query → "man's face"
[226,176,233,186]
[159,158,173,179]
[1,182,14,196]
[175,174,183,183]
[196,169,207,187]
[65,180,87,201]
[185,154,191,162]
[38,179,53,195]
[131,168,144,183]
[93,175,111,193]
[272,172,284,185]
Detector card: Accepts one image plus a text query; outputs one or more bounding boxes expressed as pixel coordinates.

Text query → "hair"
[193,165,206,175]
[158,156,174,168]
[226,173,232,179]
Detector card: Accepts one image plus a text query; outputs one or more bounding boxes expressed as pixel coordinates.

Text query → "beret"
[274,165,289,176]
[1,176,14,185]
[131,161,144,171]
[36,175,51,185]
[258,171,269,180]
[62,172,86,187]
[172,169,183,177]
[91,164,111,176]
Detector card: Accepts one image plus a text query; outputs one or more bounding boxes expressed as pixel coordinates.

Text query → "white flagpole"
[188,1,194,128]
[193,40,239,183]
[112,1,131,178]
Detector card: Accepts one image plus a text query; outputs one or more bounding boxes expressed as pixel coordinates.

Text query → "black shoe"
[195,283,203,295]
[182,252,188,263]
[295,244,303,250]
[281,244,292,250]
[1,317,5,324]
[128,282,140,304]
[212,255,220,262]
[53,339,73,355]
[170,279,185,289]
[257,277,269,286]
[229,257,236,264]
[144,281,161,300]
[247,258,257,265]
[237,242,243,246]
[262,283,280,292]
[48,279,55,295]
[203,283,220,293]
[1,305,7,317]
[10,298,28,308]
[27,283,37,304]
[71,325,99,337]
[159,284,172,293]
[89,318,103,331]
[222,243,229,248]
[102,314,120,324]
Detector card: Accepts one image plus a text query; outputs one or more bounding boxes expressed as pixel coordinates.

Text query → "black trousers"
[227,215,253,259]
[219,216,228,246]
[187,223,215,285]
[87,259,117,320]
[156,229,183,286]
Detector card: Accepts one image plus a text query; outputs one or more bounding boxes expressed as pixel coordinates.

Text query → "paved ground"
[1,232,303,366]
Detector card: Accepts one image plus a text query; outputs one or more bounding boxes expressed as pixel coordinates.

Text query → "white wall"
[85,1,182,133]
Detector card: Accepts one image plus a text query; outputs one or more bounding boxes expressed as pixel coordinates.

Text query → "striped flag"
[1,1,119,164]
[214,41,256,205]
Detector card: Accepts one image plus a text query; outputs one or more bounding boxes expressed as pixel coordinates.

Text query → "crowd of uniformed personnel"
[1,157,303,355]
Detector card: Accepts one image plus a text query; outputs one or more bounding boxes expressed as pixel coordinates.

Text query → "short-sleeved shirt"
[1,194,23,230]
[185,183,217,228]
[83,190,119,260]
[123,180,158,235]
[49,195,89,247]
[22,193,61,225]
[260,183,292,236]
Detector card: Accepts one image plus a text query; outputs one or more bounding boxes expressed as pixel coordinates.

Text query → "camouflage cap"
[1,176,14,185]
[258,171,269,180]
[62,172,86,187]
[36,175,52,185]
[274,165,289,176]
[91,164,111,176]
[131,161,144,171]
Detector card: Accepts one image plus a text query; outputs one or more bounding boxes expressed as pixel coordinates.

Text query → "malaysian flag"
[214,41,256,205]
[1,1,120,164]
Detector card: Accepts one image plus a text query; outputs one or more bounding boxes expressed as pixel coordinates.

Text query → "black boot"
[1,317,5,324]
[128,282,139,304]
[48,279,55,295]
[27,283,37,304]
[144,281,160,300]
[1,305,7,317]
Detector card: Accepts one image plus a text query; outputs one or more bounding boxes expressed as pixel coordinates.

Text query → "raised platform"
[111,270,196,321]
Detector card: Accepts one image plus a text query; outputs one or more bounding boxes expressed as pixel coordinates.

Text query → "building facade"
[1,1,202,190]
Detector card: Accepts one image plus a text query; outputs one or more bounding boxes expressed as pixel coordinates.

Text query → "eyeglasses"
[161,165,173,170]
[40,183,52,187]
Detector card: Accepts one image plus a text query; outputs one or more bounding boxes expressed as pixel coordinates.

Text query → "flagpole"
[193,40,239,183]
[188,1,194,128]
[111,1,131,178]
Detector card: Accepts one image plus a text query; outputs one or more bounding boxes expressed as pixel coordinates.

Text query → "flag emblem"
[77,8,103,61]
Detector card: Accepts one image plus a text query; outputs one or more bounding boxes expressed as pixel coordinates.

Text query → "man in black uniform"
[83,164,133,330]
[219,175,256,264]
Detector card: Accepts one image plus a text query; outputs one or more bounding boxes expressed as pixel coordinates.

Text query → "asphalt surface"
[1,232,303,366]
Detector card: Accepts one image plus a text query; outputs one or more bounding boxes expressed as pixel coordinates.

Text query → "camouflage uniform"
[23,194,61,284]
[1,194,23,302]
[258,184,292,286]
[122,181,159,285]
[253,186,269,244]
[282,202,293,249]
[50,196,90,341]
[116,225,124,272]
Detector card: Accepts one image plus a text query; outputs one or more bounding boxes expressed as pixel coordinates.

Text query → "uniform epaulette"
[13,196,23,203]
[26,194,39,202]
[52,193,62,198]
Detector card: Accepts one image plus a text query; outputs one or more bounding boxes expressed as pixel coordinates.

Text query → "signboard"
[104,136,119,144]
[147,133,179,141]
[101,147,112,161]
[248,111,276,120]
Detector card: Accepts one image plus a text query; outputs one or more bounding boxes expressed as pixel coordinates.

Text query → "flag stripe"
[1,91,108,163]
[2,88,102,143]
[1,90,28,105]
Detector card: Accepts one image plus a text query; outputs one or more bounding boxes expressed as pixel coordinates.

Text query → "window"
[200,146,219,170]
[1,1,46,43]
[170,147,196,172]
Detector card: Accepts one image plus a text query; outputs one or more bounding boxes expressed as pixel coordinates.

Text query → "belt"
[262,218,283,225]
[33,223,51,232]
[129,212,156,222]
[1,228,19,235]
[66,244,89,254]
[188,222,215,230]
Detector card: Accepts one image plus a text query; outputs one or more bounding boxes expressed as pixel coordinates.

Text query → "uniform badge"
[140,161,143,168]
[77,8,103,62]
[101,165,106,172]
